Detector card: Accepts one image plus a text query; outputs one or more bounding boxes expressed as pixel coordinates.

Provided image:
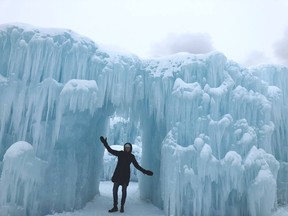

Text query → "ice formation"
[0,24,287,216]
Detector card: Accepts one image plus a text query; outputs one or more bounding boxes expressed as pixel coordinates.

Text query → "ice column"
[0,141,47,215]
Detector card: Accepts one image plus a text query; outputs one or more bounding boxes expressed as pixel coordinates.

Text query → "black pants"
[113,182,127,207]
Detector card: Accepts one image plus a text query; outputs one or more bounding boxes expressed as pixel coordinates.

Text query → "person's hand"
[144,170,153,176]
[100,136,108,145]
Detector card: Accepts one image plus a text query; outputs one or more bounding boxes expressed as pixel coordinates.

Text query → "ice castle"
[0,24,288,216]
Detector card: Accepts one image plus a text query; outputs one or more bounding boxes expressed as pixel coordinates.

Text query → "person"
[100,136,153,213]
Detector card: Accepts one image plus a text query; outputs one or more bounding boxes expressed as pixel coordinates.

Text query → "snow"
[3,141,33,160]
[0,141,47,216]
[0,74,7,82]
[273,206,288,216]
[1,23,288,216]
[46,181,164,216]
[60,79,99,112]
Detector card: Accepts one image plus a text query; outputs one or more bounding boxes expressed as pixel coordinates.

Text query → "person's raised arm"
[132,155,153,176]
[100,136,120,156]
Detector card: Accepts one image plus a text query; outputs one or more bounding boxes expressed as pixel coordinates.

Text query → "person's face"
[124,145,131,152]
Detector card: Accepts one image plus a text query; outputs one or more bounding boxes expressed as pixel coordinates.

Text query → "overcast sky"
[0,0,288,66]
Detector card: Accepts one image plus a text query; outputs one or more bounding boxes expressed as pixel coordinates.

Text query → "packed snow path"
[47,181,164,216]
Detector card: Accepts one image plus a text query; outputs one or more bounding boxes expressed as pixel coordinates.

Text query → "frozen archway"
[0,24,287,216]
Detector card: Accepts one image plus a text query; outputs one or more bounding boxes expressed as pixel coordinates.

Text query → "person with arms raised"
[100,136,153,213]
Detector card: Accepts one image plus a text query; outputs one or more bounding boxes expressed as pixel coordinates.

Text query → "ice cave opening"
[101,114,143,188]
[102,110,164,207]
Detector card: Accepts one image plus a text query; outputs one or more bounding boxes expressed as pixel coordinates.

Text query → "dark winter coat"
[103,142,146,186]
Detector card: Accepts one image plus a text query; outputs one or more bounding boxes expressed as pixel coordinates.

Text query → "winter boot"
[108,206,118,213]
[120,205,124,213]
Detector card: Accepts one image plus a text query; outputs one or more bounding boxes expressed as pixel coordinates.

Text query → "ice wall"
[0,24,140,215]
[136,53,283,215]
[0,24,287,216]
[107,115,142,146]
[248,65,288,206]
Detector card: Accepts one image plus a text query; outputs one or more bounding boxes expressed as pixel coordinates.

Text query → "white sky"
[0,0,288,66]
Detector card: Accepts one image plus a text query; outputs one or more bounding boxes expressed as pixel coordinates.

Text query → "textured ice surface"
[0,141,47,215]
[0,23,287,216]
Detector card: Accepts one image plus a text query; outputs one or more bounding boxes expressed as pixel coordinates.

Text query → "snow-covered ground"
[273,206,288,216]
[47,181,288,216]
[47,181,164,216]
